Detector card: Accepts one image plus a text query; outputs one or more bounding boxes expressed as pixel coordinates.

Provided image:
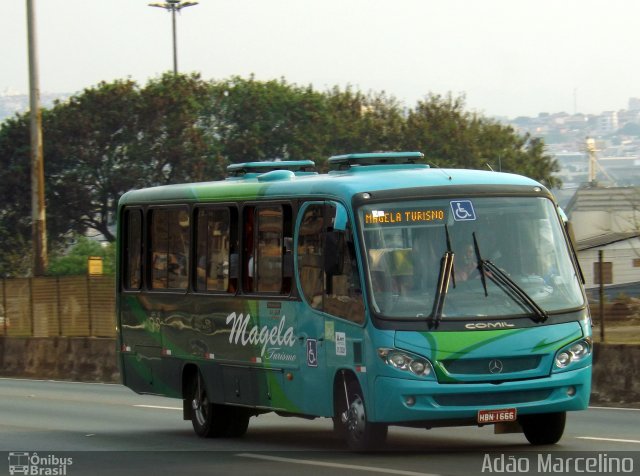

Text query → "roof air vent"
[226,160,316,178]
[328,152,425,170]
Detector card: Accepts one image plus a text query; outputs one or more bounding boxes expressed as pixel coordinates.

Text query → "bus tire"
[189,371,227,438]
[343,382,387,451]
[520,412,566,445]
[225,406,250,437]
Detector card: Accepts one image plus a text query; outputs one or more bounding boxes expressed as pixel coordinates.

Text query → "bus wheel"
[190,371,226,438]
[225,406,250,437]
[343,385,387,451]
[520,412,566,445]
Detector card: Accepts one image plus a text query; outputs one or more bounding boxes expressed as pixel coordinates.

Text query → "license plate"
[477,408,517,424]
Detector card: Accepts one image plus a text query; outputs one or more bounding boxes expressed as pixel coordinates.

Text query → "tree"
[206,76,330,168]
[136,73,216,183]
[0,114,37,276]
[0,75,561,277]
[47,235,115,276]
[323,87,405,164]
[44,79,143,243]
[402,93,560,186]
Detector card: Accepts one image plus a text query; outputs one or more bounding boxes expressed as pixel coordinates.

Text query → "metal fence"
[0,276,115,338]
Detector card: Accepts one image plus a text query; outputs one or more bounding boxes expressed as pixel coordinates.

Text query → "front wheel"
[342,388,387,451]
[520,412,566,445]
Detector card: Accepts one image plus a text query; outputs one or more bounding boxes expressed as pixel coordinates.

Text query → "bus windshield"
[359,196,584,320]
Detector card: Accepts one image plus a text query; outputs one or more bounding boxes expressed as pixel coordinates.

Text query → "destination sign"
[364,208,446,227]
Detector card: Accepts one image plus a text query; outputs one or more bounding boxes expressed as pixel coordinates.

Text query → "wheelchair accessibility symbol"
[306,339,318,367]
[450,200,476,221]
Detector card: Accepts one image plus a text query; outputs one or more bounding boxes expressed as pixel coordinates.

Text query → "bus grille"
[440,356,542,376]
[433,389,552,407]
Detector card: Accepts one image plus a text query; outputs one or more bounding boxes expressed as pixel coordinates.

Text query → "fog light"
[567,386,576,396]
[405,395,416,406]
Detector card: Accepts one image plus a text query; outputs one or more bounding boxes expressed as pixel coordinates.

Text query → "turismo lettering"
[365,209,445,225]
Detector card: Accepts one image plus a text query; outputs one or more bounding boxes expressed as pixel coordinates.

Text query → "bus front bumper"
[371,365,591,424]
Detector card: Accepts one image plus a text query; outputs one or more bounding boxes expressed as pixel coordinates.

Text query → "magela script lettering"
[226,312,296,357]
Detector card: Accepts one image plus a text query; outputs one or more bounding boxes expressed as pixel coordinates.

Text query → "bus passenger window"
[123,208,142,290]
[324,224,364,323]
[297,203,364,323]
[256,206,283,293]
[150,208,190,290]
[298,205,324,309]
[242,204,291,295]
[195,207,236,293]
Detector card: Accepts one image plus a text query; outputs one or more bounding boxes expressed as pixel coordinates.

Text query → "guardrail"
[0,276,114,338]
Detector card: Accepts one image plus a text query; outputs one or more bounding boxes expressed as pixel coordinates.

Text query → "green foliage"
[207,76,330,168]
[47,236,115,276]
[0,73,560,276]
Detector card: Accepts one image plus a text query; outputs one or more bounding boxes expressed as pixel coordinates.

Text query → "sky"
[2,0,639,118]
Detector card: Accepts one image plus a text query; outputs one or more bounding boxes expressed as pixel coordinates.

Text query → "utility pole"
[148,1,199,74]
[26,0,47,276]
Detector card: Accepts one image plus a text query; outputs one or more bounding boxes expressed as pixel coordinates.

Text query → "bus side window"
[242,207,255,292]
[297,203,364,323]
[324,221,364,324]
[298,205,324,309]
[243,204,292,295]
[195,207,237,293]
[256,206,284,293]
[123,208,142,290]
[150,208,190,290]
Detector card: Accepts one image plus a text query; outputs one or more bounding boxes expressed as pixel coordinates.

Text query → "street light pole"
[148,1,198,74]
[26,0,47,276]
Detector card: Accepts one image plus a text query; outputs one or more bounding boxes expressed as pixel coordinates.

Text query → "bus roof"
[118,153,547,207]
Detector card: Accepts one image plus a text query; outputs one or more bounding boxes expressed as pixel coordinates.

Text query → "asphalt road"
[0,378,638,476]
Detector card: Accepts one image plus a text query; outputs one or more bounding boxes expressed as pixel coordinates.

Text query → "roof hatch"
[328,151,425,170]
[226,160,317,178]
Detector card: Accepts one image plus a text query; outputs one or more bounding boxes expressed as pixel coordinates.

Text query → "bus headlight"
[378,348,435,378]
[554,338,592,370]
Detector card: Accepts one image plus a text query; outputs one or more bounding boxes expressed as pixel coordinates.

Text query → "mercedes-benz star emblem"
[488,359,504,374]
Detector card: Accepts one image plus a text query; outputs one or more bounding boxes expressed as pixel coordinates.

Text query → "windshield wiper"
[472,232,488,297]
[431,251,454,328]
[445,225,456,289]
[428,226,456,328]
[482,260,549,323]
[471,232,547,323]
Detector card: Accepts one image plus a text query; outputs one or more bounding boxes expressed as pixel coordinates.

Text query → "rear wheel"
[225,406,250,437]
[189,371,250,438]
[190,371,225,437]
[520,412,566,445]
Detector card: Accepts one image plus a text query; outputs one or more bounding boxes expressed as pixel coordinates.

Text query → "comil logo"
[8,452,73,475]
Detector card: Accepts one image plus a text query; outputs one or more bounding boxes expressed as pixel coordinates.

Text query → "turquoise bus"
[116,152,591,450]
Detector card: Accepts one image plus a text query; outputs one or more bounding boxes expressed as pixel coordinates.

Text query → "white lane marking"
[589,406,640,412]
[0,377,120,386]
[133,404,181,411]
[577,437,640,444]
[237,453,441,476]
